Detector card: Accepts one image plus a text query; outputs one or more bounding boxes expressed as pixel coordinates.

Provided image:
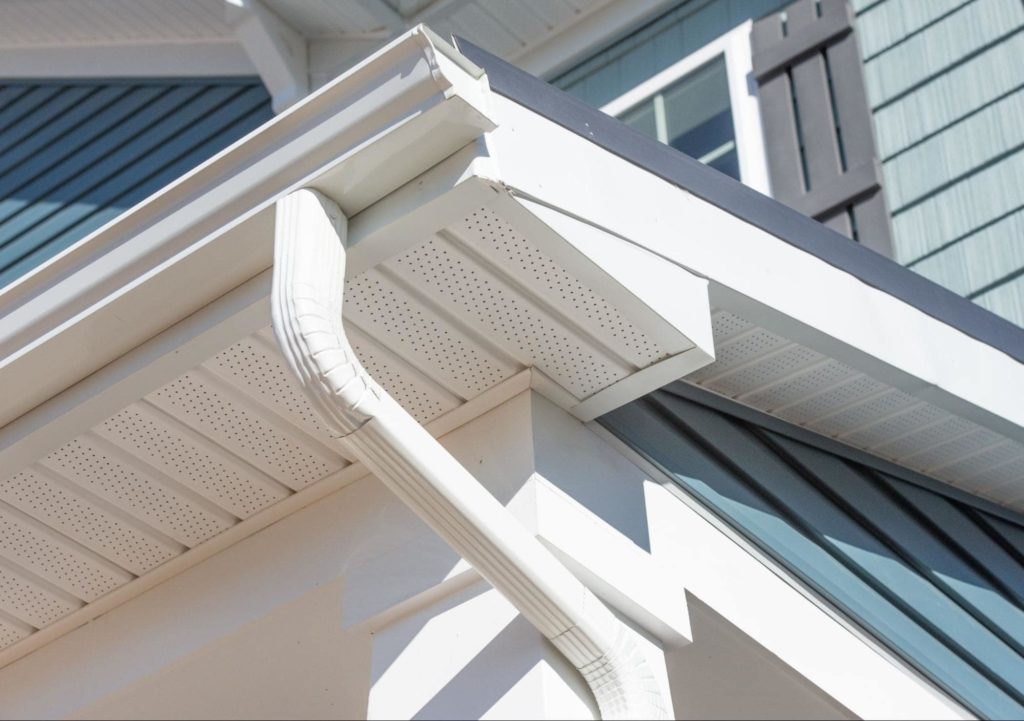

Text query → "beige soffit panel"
[0,26,716,666]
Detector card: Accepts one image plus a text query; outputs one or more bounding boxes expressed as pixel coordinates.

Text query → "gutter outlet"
[271,188,670,720]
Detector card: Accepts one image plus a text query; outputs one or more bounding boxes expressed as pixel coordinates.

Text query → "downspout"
[272,188,670,720]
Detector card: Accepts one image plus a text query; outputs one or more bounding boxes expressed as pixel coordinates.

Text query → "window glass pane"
[553,0,790,108]
[621,100,658,139]
[619,55,740,180]
[663,57,732,159]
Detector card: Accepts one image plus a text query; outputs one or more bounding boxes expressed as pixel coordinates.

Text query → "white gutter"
[0,26,493,431]
[272,188,670,720]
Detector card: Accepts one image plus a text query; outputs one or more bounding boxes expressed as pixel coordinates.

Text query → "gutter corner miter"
[272,188,671,720]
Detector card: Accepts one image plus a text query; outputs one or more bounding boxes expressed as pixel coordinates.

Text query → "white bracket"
[225,0,309,112]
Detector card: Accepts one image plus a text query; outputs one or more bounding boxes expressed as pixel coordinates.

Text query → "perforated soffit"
[2,197,1019,661]
[685,309,1024,512]
[0,204,672,658]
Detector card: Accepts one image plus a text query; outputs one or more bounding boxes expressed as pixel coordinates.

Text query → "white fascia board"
[0,27,495,430]
[483,93,1024,445]
[0,41,257,78]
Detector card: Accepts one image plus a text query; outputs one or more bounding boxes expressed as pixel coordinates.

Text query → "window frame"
[600,21,771,195]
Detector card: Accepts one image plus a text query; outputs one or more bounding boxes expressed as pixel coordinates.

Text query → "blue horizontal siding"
[0,78,273,290]
[602,389,1024,718]
[857,0,1024,328]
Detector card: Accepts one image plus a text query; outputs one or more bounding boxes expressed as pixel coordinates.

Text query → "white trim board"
[0,42,257,78]
[484,92,1024,445]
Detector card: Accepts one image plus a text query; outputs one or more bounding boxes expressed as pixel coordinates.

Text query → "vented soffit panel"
[1,24,1024,667]
[0,26,714,665]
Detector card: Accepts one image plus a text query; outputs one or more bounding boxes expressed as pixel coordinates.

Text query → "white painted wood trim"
[0,41,257,78]
[226,0,309,112]
[485,92,1024,449]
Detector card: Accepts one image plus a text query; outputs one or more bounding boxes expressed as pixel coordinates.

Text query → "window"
[601,22,770,194]
[620,56,738,178]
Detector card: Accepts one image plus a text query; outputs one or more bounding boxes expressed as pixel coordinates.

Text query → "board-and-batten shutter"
[752,0,893,256]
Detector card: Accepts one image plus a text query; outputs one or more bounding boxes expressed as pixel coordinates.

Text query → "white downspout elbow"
[272,188,670,720]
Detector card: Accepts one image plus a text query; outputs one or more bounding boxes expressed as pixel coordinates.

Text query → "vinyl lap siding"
[0,78,273,290]
[603,387,1024,719]
[854,0,1024,325]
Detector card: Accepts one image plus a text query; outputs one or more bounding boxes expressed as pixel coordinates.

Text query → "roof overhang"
[1,24,1024,666]
[0,27,715,664]
[0,26,715,435]
[456,39,1024,515]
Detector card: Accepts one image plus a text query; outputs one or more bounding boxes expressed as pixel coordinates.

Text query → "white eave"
[462,53,1024,514]
[0,27,714,665]
[0,23,1023,669]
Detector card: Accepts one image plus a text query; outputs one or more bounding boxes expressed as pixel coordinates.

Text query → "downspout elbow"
[272,188,671,720]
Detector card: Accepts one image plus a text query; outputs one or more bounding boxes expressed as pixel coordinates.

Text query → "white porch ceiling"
[0,1,235,46]
[0,0,614,60]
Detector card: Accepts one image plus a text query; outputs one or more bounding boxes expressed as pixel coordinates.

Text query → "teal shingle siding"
[0,78,273,290]
[602,387,1024,719]
[855,0,1024,326]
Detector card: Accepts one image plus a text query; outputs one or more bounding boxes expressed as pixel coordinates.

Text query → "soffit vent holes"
[709,310,755,343]
[390,238,627,398]
[809,389,919,437]
[209,339,333,441]
[0,619,28,650]
[148,373,337,490]
[688,327,791,382]
[844,404,950,448]
[99,405,287,519]
[349,335,458,423]
[704,345,825,398]
[452,208,666,367]
[0,507,128,602]
[871,416,975,458]
[0,562,79,628]
[741,359,858,411]
[777,375,888,427]
[345,271,515,398]
[0,467,178,575]
[936,442,1024,479]
[44,437,231,548]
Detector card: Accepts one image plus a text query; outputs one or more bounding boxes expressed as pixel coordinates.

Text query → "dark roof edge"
[453,37,1024,367]
[659,380,1024,529]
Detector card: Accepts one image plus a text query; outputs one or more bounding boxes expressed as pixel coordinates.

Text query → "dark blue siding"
[0,78,273,289]
[602,388,1024,719]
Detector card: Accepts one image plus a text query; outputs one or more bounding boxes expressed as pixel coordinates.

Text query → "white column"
[358,389,684,720]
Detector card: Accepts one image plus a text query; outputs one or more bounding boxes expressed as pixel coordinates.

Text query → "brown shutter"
[752,0,892,256]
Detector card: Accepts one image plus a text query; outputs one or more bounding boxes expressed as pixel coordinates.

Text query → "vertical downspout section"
[272,188,670,720]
